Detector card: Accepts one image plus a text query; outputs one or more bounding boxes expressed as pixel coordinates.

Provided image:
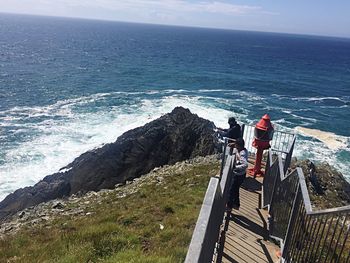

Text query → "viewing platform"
[185,124,350,263]
[216,176,280,263]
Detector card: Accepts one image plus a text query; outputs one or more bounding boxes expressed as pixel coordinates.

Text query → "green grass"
[0,161,220,263]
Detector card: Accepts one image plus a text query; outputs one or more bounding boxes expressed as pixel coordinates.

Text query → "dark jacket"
[221,123,242,140]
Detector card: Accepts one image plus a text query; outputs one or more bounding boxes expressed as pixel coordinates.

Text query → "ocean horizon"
[0,13,349,201]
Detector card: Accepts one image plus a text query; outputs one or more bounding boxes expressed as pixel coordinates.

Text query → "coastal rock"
[293,159,350,209]
[0,107,217,220]
[0,155,219,237]
[52,202,65,210]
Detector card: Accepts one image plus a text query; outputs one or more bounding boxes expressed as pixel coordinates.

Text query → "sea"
[0,14,349,201]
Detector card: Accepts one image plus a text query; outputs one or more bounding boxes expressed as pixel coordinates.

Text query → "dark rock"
[5,226,13,232]
[18,211,25,219]
[0,176,70,221]
[293,159,350,209]
[308,161,324,195]
[52,202,64,210]
[0,107,217,220]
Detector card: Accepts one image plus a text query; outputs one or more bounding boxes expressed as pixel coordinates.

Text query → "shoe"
[226,204,232,211]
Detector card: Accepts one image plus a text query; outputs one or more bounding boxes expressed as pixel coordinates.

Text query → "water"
[0,14,349,201]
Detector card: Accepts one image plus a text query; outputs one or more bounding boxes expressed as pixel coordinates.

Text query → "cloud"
[0,0,276,30]
[0,0,265,16]
[78,0,262,15]
[197,2,261,15]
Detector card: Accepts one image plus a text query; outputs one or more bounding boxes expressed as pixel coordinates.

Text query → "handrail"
[186,122,349,263]
[242,124,295,157]
[185,137,235,263]
[262,150,278,208]
[283,135,296,174]
[219,137,228,179]
[308,205,350,216]
[266,153,350,262]
[184,177,224,263]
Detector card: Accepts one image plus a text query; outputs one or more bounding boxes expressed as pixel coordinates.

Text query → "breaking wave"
[0,90,349,201]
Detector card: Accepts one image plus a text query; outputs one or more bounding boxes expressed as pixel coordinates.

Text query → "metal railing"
[283,135,296,174]
[184,176,224,263]
[269,162,300,241]
[186,122,350,263]
[186,123,295,262]
[284,192,350,262]
[265,153,350,263]
[185,140,235,263]
[241,124,257,154]
[262,150,279,208]
[242,124,296,160]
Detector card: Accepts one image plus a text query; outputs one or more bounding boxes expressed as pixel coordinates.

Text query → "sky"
[0,0,349,38]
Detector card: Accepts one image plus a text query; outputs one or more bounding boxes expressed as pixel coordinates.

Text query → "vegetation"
[0,159,220,263]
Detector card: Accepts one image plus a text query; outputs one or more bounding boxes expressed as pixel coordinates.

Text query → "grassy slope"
[0,159,220,263]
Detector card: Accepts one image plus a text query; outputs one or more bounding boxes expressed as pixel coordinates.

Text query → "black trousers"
[227,173,246,208]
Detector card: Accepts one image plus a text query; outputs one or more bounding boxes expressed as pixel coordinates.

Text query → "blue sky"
[1,0,349,38]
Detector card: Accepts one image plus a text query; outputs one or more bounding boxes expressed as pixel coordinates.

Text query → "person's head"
[235,137,245,150]
[228,117,236,126]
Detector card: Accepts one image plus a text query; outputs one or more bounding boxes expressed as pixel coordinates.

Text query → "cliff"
[0,107,218,221]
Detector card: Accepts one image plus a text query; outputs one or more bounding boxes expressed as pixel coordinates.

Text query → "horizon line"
[1,11,350,40]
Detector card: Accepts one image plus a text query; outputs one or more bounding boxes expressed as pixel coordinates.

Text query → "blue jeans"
[227,173,246,208]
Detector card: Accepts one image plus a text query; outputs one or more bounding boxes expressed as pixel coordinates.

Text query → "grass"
[0,160,220,263]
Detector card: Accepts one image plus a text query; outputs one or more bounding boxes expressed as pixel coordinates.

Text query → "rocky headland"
[0,107,349,261]
[1,106,349,225]
[0,107,218,221]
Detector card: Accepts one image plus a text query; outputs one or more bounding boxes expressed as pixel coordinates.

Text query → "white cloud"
[198,2,261,15]
[0,0,264,16]
[81,0,262,15]
[0,0,276,30]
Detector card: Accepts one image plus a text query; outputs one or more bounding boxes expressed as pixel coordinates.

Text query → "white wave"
[272,118,294,125]
[291,96,348,103]
[271,94,289,98]
[1,91,349,201]
[320,105,349,109]
[197,89,238,93]
[289,113,317,123]
[0,93,246,201]
[294,136,350,180]
[162,89,189,94]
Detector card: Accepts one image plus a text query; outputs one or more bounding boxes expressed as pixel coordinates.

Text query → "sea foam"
[1,91,349,202]
[0,93,238,201]
[295,126,348,151]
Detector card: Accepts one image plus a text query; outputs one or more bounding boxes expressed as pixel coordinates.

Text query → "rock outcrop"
[0,107,217,221]
[293,159,350,209]
[0,155,219,238]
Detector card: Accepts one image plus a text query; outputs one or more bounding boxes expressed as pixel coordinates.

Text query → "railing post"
[268,153,286,237]
[281,186,301,260]
[283,136,296,174]
[262,150,278,208]
[219,138,228,180]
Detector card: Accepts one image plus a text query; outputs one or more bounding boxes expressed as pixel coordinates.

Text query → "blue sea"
[0,14,349,201]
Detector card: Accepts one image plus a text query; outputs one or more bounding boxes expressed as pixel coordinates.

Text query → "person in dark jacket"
[227,137,248,210]
[217,117,242,141]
